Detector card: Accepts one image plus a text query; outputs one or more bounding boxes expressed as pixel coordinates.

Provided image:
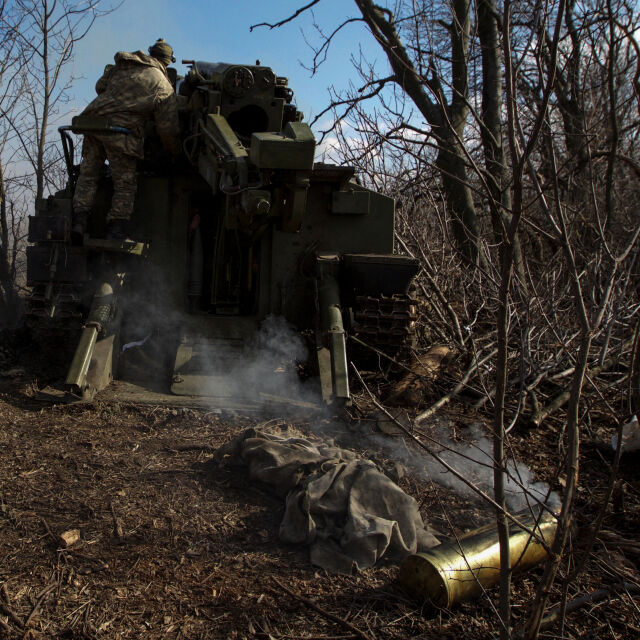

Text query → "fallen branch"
[271,577,374,640]
[597,529,640,559]
[25,583,56,627]
[415,346,498,423]
[530,337,634,426]
[0,601,24,629]
[540,582,640,631]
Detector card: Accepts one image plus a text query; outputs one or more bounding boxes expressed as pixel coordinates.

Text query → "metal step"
[171,316,257,397]
[169,316,314,409]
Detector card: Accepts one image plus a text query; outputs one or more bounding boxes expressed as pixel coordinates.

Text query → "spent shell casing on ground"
[399,505,558,607]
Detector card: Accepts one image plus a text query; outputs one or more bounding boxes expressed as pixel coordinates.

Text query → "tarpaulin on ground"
[213,426,439,574]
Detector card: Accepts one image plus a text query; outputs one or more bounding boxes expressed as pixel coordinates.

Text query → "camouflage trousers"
[73,135,139,222]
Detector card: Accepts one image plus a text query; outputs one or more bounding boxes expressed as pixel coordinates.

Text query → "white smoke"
[361,420,559,513]
[421,422,556,511]
[206,321,558,513]
[199,314,323,415]
[121,301,555,514]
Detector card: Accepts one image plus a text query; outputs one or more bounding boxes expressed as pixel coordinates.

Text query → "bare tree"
[0,0,115,325]
[1,0,115,202]
[256,0,494,263]
[255,1,640,637]
[0,0,26,323]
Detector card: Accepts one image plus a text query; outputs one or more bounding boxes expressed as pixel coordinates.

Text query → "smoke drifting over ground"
[124,308,555,514]
[220,315,322,411]
[362,420,558,513]
[420,422,556,512]
[192,315,557,513]
[120,298,324,414]
[150,313,324,415]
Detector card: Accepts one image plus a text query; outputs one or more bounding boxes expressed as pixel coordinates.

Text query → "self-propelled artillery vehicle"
[26,60,418,409]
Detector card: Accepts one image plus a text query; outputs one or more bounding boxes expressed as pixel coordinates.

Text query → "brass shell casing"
[399,506,557,607]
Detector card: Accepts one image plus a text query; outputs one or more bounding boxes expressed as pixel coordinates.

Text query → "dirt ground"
[1,368,639,639]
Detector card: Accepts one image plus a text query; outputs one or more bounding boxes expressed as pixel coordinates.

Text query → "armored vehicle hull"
[26,61,418,409]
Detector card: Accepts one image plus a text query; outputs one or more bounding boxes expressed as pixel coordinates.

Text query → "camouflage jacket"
[82,51,180,158]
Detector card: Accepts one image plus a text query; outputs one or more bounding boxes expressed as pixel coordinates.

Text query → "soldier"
[72,39,181,241]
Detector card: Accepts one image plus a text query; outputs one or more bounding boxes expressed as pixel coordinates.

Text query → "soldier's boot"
[71,210,89,244]
[105,219,133,242]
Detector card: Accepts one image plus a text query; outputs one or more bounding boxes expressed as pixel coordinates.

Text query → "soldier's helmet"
[149,38,176,65]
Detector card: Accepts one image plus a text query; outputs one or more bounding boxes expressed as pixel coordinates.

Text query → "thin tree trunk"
[436,132,480,263]
[604,0,619,229]
[477,0,526,284]
[354,0,480,263]
[36,0,50,203]
[524,334,589,639]
[0,159,16,323]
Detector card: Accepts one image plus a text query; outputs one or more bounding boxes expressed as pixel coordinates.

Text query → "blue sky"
[70,0,385,128]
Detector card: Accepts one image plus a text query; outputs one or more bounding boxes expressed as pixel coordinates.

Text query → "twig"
[350,334,433,377]
[164,443,217,453]
[110,502,124,540]
[271,577,374,640]
[25,583,56,627]
[0,600,24,629]
[18,467,44,478]
[395,232,465,346]
[540,582,640,631]
[629,319,640,415]
[39,517,55,541]
[529,336,634,426]
[415,346,498,423]
[250,1,321,31]
[279,633,361,640]
[0,615,16,636]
